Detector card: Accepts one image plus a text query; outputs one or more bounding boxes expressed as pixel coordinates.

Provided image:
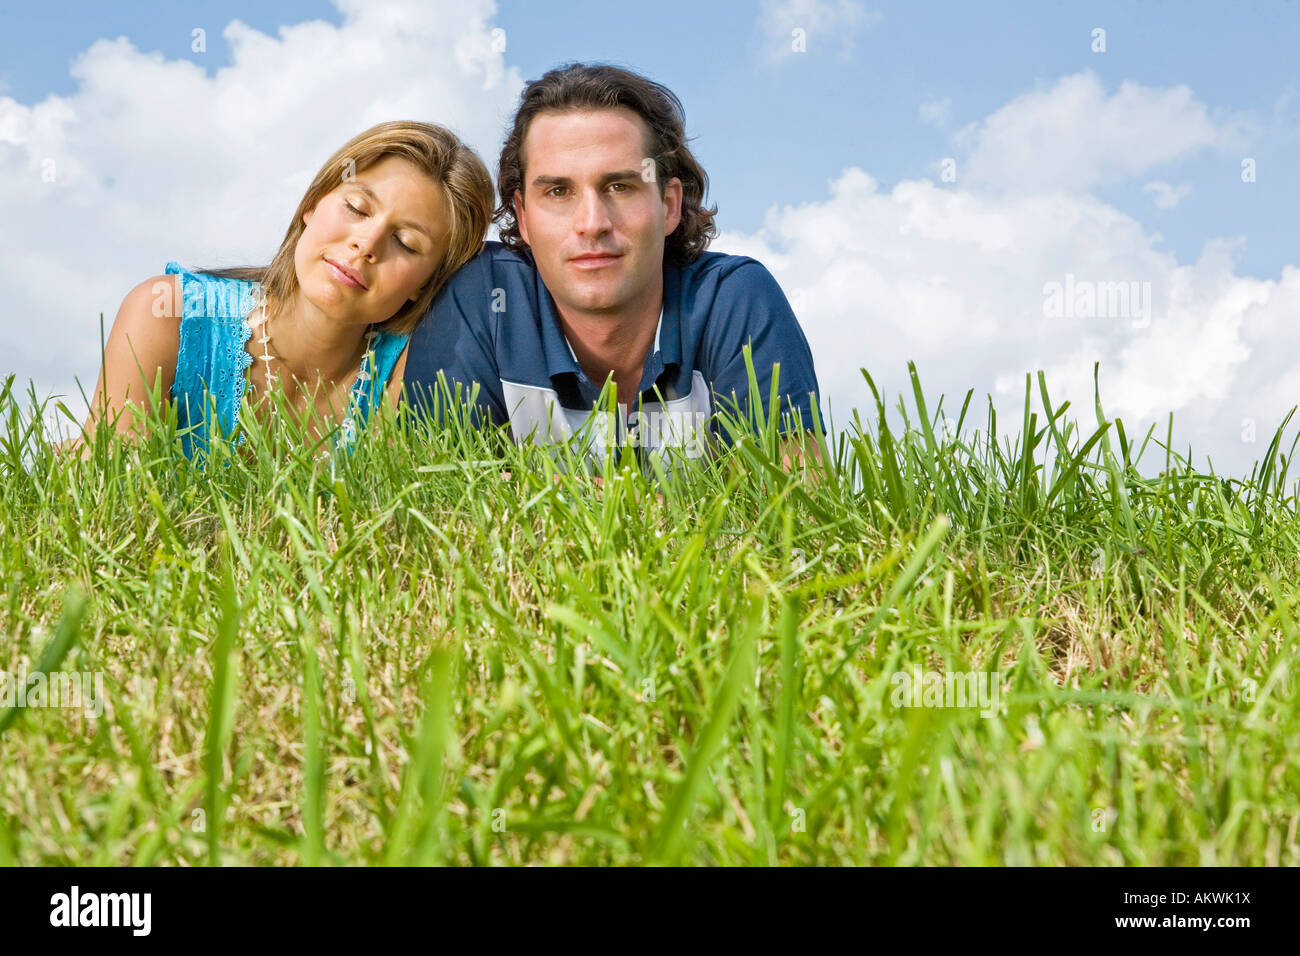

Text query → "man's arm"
[781,432,824,470]
[399,248,509,429]
[701,259,825,468]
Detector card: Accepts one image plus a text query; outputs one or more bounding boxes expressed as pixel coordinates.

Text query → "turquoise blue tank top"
[166,262,409,463]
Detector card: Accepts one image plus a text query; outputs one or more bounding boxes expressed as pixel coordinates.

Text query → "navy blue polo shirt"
[403,241,821,461]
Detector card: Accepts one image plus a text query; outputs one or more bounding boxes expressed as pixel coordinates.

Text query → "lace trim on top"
[166,262,408,461]
[167,262,259,459]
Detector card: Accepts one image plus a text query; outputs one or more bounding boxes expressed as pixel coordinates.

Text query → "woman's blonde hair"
[204,120,494,336]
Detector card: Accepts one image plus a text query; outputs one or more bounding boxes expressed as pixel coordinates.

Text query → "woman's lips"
[325,258,366,289]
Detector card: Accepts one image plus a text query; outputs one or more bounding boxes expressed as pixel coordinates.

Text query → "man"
[402,62,822,468]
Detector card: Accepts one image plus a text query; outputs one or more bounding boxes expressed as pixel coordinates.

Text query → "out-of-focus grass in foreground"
[1,358,1298,865]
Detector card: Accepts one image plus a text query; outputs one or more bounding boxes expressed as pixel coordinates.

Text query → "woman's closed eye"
[344,201,415,253]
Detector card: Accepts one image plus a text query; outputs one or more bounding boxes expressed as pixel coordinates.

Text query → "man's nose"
[573,187,612,236]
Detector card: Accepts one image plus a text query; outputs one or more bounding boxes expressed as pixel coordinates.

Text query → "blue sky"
[3,0,1299,475]
[4,0,1294,274]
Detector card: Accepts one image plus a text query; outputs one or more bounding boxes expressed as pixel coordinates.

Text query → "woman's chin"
[302,282,371,321]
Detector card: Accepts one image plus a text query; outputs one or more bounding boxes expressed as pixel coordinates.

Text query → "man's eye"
[546,186,568,198]
[610,182,630,192]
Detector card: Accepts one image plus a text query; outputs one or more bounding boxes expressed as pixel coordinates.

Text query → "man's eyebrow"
[530,174,572,189]
[531,171,644,189]
[348,182,431,237]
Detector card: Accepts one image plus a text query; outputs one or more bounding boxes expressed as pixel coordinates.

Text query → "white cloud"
[956,71,1241,193]
[1272,83,1300,132]
[5,18,1293,480]
[756,0,881,62]
[716,165,1300,478]
[1142,180,1192,209]
[918,96,951,129]
[706,71,1292,477]
[1,0,521,429]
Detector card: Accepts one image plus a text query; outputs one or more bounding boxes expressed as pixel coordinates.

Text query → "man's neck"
[555,278,663,409]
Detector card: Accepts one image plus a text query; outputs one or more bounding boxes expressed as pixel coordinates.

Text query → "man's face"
[514,107,683,316]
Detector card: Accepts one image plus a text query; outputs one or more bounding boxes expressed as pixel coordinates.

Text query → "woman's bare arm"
[60,274,183,459]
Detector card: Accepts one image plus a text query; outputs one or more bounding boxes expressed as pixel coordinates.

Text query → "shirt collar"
[558,306,664,366]
[538,282,582,379]
[539,269,681,389]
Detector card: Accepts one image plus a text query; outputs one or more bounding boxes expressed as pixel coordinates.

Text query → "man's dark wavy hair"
[495,62,718,266]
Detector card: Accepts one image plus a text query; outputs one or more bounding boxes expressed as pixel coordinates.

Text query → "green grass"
[1,355,1298,866]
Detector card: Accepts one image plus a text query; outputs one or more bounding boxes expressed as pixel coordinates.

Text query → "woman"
[65,121,493,462]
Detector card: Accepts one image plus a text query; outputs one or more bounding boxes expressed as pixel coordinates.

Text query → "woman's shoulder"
[117,271,184,321]
[164,262,262,321]
[372,327,410,350]
[165,264,257,402]
[365,327,407,380]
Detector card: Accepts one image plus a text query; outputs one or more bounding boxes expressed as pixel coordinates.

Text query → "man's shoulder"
[433,240,541,327]
[481,238,536,265]
[675,248,765,281]
[673,249,785,300]
[450,240,537,283]
[670,249,790,328]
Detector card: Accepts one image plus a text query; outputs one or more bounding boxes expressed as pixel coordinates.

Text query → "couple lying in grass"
[68,63,823,472]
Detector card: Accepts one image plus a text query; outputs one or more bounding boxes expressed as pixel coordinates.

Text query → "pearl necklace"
[244,292,376,439]
[245,296,280,402]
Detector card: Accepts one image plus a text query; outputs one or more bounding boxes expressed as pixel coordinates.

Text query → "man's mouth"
[568,252,622,269]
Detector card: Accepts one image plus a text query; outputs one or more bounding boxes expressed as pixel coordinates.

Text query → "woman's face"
[296,154,450,327]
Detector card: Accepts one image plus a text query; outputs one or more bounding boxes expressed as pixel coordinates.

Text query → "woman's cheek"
[398,262,425,299]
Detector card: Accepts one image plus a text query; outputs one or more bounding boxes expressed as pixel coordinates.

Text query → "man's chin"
[557,282,625,315]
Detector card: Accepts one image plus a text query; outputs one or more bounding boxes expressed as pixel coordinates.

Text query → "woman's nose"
[350,223,381,258]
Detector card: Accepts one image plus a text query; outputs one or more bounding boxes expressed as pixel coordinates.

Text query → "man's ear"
[513,188,529,245]
[663,176,684,237]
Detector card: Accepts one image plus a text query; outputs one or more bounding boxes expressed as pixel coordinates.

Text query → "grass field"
[1,360,1298,865]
